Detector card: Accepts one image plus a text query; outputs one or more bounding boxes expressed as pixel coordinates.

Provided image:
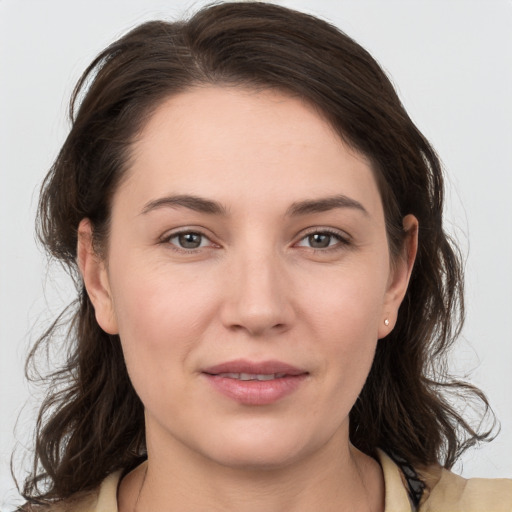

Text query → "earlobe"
[378,214,418,339]
[77,219,119,335]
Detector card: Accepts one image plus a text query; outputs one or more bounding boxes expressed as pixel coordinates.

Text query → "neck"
[119,423,384,512]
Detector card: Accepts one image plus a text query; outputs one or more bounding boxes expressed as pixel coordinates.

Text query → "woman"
[18,2,511,511]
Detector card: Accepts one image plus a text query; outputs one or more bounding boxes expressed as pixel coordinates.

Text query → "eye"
[296,230,348,250]
[166,231,213,250]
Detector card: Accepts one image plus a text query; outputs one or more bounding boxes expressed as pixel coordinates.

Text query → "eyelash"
[161,230,217,253]
[160,228,351,254]
[296,228,351,253]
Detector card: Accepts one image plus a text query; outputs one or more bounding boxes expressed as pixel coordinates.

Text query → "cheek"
[107,255,222,379]
[303,262,388,338]
[108,269,225,425]
[299,263,388,399]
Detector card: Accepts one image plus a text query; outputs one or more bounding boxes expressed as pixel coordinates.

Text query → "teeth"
[217,372,282,381]
[254,374,275,381]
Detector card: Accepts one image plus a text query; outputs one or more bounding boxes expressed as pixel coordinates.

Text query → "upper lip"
[202,359,307,376]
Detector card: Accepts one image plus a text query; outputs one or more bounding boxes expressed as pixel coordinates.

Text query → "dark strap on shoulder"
[388,452,425,509]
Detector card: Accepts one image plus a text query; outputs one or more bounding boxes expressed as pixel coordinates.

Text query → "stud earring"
[384,318,390,326]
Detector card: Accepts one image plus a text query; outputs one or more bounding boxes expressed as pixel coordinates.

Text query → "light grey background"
[1,0,511,509]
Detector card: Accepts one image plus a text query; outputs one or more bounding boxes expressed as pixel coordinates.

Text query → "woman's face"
[80,86,415,469]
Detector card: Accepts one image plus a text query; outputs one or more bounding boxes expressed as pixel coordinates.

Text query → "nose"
[220,248,295,337]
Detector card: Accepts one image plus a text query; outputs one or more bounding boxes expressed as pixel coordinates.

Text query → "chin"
[207,443,306,471]
[195,422,326,471]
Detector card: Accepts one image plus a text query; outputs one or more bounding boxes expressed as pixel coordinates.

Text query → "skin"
[78,86,418,512]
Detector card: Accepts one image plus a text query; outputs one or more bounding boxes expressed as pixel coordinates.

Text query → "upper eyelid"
[160,229,218,252]
[161,227,214,241]
[295,226,351,242]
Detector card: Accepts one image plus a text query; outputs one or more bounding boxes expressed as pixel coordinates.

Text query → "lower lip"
[203,374,307,405]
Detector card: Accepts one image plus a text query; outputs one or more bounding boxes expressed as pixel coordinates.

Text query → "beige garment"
[50,450,512,512]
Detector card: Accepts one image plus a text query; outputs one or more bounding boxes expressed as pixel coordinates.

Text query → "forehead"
[119,86,382,218]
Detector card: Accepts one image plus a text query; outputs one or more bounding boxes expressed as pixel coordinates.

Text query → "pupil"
[309,233,330,248]
[179,233,201,248]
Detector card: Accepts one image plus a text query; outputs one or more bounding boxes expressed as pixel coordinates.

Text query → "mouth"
[202,359,309,405]
[203,359,307,376]
[211,372,290,381]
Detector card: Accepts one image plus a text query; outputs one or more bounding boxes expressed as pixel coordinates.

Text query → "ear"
[77,218,119,335]
[378,214,418,339]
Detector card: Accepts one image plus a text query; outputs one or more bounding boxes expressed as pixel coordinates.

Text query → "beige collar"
[82,450,415,512]
[377,449,415,511]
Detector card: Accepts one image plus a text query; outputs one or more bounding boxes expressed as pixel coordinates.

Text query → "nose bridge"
[222,239,292,336]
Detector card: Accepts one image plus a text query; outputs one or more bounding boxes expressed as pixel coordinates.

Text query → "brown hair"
[20,1,494,505]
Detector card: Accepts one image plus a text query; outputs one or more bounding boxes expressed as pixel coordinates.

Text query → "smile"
[215,372,288,381]
[202,359,308,405]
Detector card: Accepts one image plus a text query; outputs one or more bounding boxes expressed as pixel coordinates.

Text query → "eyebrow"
[286,194,368,217]
[141,195,228,216]
[140,193,368,217]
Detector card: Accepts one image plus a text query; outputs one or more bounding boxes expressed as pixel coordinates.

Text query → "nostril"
[226,321,288,337]
[219,276,295,336]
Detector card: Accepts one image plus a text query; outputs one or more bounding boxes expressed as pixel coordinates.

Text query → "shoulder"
[377,449,512,512]
[418,464,512,512]
[22,471,122,512]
